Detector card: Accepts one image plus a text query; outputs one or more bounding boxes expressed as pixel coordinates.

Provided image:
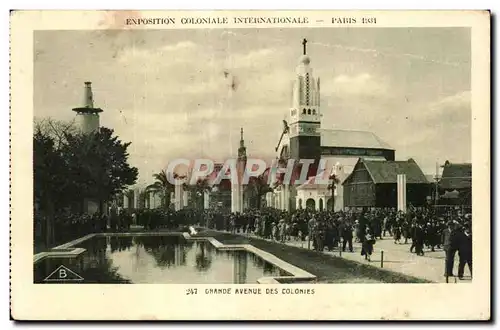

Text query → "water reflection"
[195,243,212,272]
[34,236,289,284]
[109,236,133,253]
[233,251,247,284]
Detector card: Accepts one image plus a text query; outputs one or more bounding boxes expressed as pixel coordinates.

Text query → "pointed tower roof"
[238,127,247,160]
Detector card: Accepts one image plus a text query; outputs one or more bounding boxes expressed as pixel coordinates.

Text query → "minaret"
[288,38,322,172]
[72,81,103,134]
[238,127,247,162]
[232,128,247,213]
[238,128,247,211]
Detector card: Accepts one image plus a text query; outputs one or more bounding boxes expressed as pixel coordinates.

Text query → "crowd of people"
[35,204,472,280]
[203,206,472,278]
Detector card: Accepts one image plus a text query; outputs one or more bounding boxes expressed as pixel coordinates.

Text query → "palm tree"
[327,174,340,211]
[247,173,273,209]
[146,170,177,211]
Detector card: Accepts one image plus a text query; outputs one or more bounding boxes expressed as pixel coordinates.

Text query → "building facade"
[342,158,430,209]
[439,161,472,207]
[269,40,395,211]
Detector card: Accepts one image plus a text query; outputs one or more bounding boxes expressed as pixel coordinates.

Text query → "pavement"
[236,232,472,283]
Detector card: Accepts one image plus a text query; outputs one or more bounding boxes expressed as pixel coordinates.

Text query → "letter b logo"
[43,265,84,282]
[58,268,67,279]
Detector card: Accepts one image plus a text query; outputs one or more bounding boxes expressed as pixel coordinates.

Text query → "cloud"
[425,90,471,124]
[233,48,276,68]
[392,91,471,173]
[161,41,197,52]
[323,73,390,98]
[117,40,200,65]
[311,41,462,67]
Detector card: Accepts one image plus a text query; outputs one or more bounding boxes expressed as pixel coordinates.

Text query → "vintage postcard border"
[10,10,490,320]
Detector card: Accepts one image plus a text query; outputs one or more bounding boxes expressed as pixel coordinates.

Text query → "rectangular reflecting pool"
[34,236,291,284]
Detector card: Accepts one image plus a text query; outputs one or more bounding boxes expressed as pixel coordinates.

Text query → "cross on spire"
[302,38,307,55]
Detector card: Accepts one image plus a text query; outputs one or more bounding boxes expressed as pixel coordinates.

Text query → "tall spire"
[83,81,94,108]
[302,38,307,55]
[238,127,246,160]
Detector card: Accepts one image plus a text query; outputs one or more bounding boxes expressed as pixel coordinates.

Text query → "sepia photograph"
[32,26,473,285]
[10,10,490,320]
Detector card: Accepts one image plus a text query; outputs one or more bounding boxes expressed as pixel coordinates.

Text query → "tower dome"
[299,55,311,65]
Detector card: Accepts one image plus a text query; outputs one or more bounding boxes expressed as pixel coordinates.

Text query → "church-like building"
[267,39,396,211]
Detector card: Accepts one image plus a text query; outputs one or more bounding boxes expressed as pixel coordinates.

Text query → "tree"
[34,130,70,248]
[327,174,340,211]
[60,127,138,212]
[34,120,138,247]
[146,171,185,210]
[34,118,79,149]
[247,173,273,209]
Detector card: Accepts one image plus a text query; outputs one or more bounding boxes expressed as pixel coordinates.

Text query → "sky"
[34,28,471,186]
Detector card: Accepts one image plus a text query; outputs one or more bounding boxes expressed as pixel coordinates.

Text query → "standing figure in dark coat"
[393,221,402,244]
[409,222,417,253]
[315,221,325,252]
[442,221,458,277]
[414,223,425,256]
[457,223,472,279]
[426,222,438,252]
[361,229,375,261]
[339,220,354,252]
[402,221,410,244]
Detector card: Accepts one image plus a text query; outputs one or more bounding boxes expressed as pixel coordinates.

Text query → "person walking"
[361,228,376,262]
[457,223,472,280]
[414,223,425,256]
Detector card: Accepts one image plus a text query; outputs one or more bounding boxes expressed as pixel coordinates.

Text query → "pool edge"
[33,232,317,284]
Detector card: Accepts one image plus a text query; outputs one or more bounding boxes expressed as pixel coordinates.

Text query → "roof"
[425,174,435,183]
[361,159,429,184]
[320,129,393,150]
[440,162,472,190]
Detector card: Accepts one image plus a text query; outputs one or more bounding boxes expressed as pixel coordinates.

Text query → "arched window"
[302,108,306,114]
[312,109,316,115]
[307,109,311,115]
[306,198,316,210]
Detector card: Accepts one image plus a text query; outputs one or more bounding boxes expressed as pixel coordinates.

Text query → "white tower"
[231,128,247,213]
[288,39,322,145]
[72,81,103,134]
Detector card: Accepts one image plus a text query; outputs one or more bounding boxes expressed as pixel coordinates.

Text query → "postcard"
[10,10,490,320]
